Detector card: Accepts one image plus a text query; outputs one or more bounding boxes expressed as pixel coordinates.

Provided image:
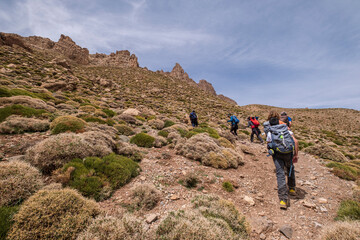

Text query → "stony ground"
[96,138,353,240]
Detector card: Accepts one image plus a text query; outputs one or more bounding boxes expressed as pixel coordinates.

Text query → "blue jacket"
[227,116,237,126]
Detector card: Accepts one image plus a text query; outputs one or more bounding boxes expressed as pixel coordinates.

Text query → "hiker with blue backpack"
[189,110,198,127]
[227,114,239,136]
[263,110,296,210]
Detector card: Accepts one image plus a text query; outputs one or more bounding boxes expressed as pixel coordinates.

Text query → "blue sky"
[1,0,360,110]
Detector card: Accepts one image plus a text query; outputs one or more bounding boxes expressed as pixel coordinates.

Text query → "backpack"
[268,124,294,154]
[190,112,197,120]
[233,116,239,124]
[250,118,260,127]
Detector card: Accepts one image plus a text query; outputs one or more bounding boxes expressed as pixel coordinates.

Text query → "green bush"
[135,116,146,122]
[158,130,169,138]
[326,162,359,181]
[80,115,106,124]
[222,181,234,192]
[0,205,20,240]
[0,87,54,101]
[0,105,47,122]
[336,200,360,221]
[164,120,175,128]
[102,108,116,117]
[186,126,220,139]
[115,124,135,136]
[177,128,188,138]
[50,116,86,134]
[298,141,314,150]
[61,154,140,201]
[130,133,155,148]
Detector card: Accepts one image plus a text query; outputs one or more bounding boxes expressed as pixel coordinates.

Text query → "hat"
[280,111,287,116]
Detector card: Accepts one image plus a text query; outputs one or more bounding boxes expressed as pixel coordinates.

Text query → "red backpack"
[250,118,260,128]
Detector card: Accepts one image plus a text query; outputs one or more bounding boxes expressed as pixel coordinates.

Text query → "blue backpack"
[233,116,239,124]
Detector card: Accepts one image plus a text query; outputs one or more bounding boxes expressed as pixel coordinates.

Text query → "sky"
[1,0,360,110]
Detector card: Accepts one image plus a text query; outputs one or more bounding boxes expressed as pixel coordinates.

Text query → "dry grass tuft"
[148,119,164,130]
[0,160,44,206]
[0,95,55,112]
[156,194,249,240]
[321,221,360,240]
[7,188,100,240]
[0,116,49,134]
[305,145,348,162]
[131,184,161,210]
[176,133,244,169]
[77,215,146,240]
[115,124,135,136]
[25,131,116,174]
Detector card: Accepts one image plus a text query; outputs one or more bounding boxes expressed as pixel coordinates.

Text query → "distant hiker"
[280,111,292,128]
[263,110,296,209]
[247,117,264,143]
[189,110,198,127]
[227,114,239,136]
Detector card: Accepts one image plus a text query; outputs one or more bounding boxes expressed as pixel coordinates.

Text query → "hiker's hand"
[293,155,298,163]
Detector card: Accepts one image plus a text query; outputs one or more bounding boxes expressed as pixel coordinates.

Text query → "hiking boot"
[289,188,296,196]
[279,200,287,209]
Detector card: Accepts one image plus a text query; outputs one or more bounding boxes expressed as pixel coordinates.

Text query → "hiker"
[246,117,264,143]
[263,110,296,209]
[227,114,239,136]
[189,110,198,127]
[280,111,292,128]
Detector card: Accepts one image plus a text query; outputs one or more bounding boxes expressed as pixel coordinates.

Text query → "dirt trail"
[101,139,354,240]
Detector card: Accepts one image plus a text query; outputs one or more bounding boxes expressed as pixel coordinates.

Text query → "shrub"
[135,116,146,122]
[335,200,360,221]
[50,115,86,134]
[0,205,20,240]
[326,162,359,181]
[180,173,198,188]
[0,87,54,101]
[79,105,96,113]
[114,114,137,124]
[25,131,116,174]
[176,133,244,169]
[186,126,220,139]
[0,160,44,206]
[115,124,135,136]
[7,189,100,240]
[77,215,146,240]
[130,133,155,148]
[58,154,140,201]
[131,184,160,210]
[80,115,107,124]
[156,194,249,240]
[321,221,360,240]
[298,141,314,150]
[158,130,169,138]
[0,116,49,134]
[148,119,165,130]
[0,96,55,112]
[117,142,144,162]
[0,104,47,122]
[222,181,234,192]
[102,108,116,117]
[218,137,234,149]
[164,120,175,128]
[305,145,348,162]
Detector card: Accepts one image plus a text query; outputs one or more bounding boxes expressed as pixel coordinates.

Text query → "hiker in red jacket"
[247,117,263,143]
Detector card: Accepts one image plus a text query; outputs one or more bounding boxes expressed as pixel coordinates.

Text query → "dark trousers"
[191,119,198,127]
[230,124,238,135]
[273,153,296,201]
[251,128,263,143]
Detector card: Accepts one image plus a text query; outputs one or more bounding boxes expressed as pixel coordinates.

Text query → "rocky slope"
[0,32,359,240]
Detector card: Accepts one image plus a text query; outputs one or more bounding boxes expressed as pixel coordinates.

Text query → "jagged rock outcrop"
[52,35,90,64]
[218,94,238,105]
[89,50,139,68]
[0,32,32,52]
[198,79,217,96]
[168,63,197,86]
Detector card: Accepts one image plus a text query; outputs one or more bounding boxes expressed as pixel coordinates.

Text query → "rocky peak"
[52,35,90,64]
[169,63,197,85]
[89,50,139,68]
[198,79,217,96]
